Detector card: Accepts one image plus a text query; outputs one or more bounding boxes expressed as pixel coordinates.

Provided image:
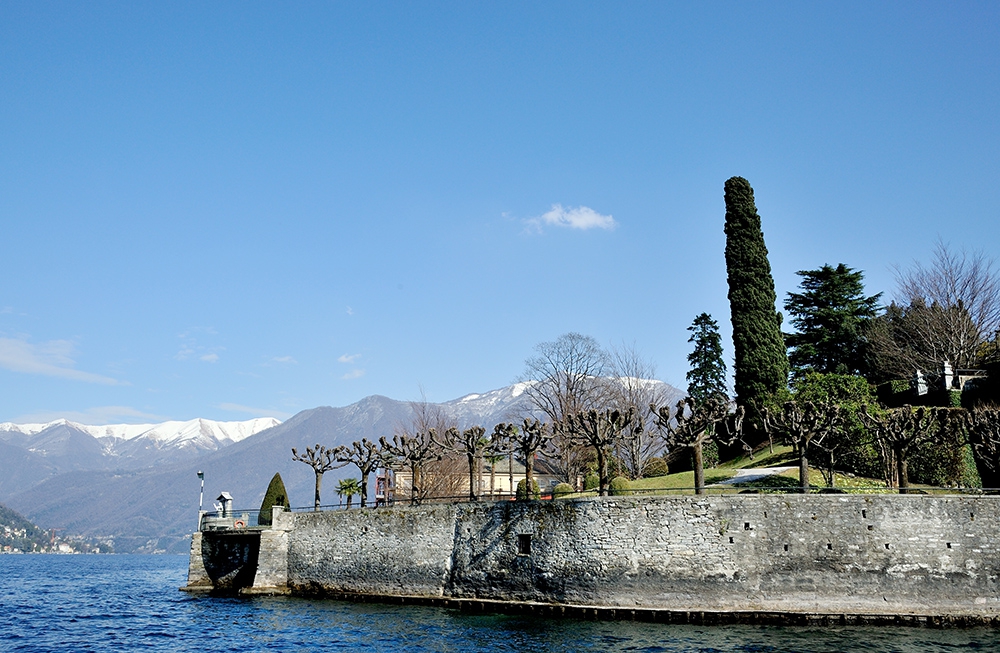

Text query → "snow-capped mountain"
[0,417,280,452]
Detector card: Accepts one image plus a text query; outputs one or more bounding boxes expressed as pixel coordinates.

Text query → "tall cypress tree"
[724,177,788,417]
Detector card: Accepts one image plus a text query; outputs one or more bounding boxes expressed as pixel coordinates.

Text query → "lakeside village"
[209,177,1000,526]
[0,504,112,554]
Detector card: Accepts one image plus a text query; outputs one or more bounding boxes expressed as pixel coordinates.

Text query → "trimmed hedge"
[258,472,290,526]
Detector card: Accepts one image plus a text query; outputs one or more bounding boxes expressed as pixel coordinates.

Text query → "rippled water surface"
[1,555,999,652]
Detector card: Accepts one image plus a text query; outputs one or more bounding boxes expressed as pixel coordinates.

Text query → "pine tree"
[724,176,789,419]
[258,472,290,526]
[686,313,727,406]
[784,263,881,377]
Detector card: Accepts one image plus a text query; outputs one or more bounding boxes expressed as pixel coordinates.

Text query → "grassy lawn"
[557,443,903,498]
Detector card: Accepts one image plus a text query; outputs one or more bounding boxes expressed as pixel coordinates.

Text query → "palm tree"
[337,478,361,509]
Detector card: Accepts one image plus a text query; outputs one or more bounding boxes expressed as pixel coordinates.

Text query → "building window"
[517,534,532,556]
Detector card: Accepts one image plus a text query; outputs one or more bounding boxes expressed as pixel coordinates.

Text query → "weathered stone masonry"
[186,495,1000,617]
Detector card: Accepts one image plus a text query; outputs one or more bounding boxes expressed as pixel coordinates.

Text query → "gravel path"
[715,466,796,485]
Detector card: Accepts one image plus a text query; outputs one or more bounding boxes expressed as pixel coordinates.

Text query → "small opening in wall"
[729,537,734,544]
[783,544,789,552]
[744,522,751,531]
[763,512,767,518]
[862,510,867,518]
[867,525,874,531]
[971,512,975,520]
[517,534,532,556]
[885,543,890,549]
[827,543,833,550]
[947,542,953,549]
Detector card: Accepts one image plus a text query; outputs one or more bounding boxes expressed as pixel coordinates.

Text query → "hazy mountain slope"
[0,417,281,504]
[4,381,681,553]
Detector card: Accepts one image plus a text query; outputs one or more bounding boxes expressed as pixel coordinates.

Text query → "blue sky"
[2,2,998,424]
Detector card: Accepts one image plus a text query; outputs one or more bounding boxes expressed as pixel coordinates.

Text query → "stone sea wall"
[188,495,1000,617]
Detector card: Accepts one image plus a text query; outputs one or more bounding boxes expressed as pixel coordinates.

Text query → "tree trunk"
[508,452,514,498]
[313,470,323,511]
[897,448,909,495]
[490,465,496,499]
[597,448,608,496]
[360,472,368,508]
[692,442,705,495]
[467,453,477,501]
[411,462,420,505]
[525,453,535,499]
[799,446,810,494]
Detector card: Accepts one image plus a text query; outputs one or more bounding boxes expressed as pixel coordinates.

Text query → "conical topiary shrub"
[258,472,291,526]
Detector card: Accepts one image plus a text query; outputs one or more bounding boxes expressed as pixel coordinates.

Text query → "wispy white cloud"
[175,327,223,363]
[0,337,122,385]
[270,355,297,364]
[346,306,354,316]
[525,204,617,232]
[10,405,163,425]
[218,403,292,420]
[341,368,366,380]
[338,353,361,364]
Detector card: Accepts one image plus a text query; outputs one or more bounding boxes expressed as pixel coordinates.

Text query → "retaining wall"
[189,495,1000,616]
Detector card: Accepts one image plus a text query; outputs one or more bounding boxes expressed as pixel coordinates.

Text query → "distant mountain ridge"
[0,380,682,554]
[0,416,280,450]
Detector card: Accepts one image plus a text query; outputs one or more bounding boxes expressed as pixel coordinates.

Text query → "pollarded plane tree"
[494,419,551,499]
[962,408,1000,491]
[650,397,745,495]
[760,401,843,493]
[379,429,444,505]
[334,438,388,509]
[860,405,966,493]
[561,408,641,496]
[292,444,347,511]
[434,425,490,501]
[486,423,515,498]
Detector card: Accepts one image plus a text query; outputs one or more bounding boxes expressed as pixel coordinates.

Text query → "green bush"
[609,476,631,496]
[642,457,669,477]
[258,472,290,526]
[516,478,541,500]
[583,472,599,491]
[553,482,574,498]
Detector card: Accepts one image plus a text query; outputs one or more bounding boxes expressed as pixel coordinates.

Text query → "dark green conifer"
[686,313,728,407]
[258,472,290,526]
[724,176,789,418]
[784,263,881,378]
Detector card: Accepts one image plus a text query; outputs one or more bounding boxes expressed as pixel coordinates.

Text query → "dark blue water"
[1,555,998,652]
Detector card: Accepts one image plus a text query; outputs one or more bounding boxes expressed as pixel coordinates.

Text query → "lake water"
[1,554,998,652]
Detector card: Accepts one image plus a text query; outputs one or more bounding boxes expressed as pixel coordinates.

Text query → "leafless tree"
[291,444,347,511]
[379,428,444,505]
[434,425,490,501]
[650,397,745,495]
[495,419,551,498]
[520,333,611,483]
[334,438,388,508]
[760,401,843,493]
[561,408,641,496]
[860,405,966,493]
[607,342,675,478]
[870,241,1000,381]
